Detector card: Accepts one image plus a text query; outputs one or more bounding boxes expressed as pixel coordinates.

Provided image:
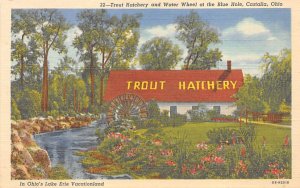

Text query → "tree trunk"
[20,55,24,90]
[73,88,77,112]
[63,82,67,102]
[99,76,104,106]
[90,50,95,106]
[41,51,49,112]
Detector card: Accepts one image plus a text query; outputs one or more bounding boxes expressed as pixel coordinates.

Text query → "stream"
[34,121,131,179]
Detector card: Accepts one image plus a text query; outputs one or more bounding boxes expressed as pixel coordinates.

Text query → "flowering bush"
[79,125,291,179]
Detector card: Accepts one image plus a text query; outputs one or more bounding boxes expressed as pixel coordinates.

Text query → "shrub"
[207,128,237,144]
[143,119,163,128]
[167,114,187,127]
[147,100,160,119]
[17,89,42,119]
[11,98,21,120]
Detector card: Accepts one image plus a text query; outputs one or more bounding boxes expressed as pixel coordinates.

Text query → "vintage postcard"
[1,0,300,187]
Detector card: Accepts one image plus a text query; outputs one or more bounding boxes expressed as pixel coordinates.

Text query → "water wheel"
[107,93,148,124]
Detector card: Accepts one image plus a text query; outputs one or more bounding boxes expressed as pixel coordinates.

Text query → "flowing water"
[34,121,131,179]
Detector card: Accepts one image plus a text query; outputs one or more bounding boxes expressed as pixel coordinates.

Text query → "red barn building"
[104,61,243,116]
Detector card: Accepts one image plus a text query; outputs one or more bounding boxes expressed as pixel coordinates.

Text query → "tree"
[32,10,70,112]
[74,10,102,106]
[96,12,141,105]
[234,75,264,113]
[175,11,222,70]
[261,49,291,111]
[11,10,37,89]
[17,89,42,119]
[74,10,141,106]
[138,37,182,70]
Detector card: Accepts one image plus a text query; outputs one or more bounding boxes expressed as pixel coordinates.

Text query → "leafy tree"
[138,37,182,70]
[147,100,160,119]
[75,10,141,106]
[279,100,291,114]
[96,12,141,105]
[261,49,291,111]
[234,75,264,112]
[17,89,42,119]
[11,10,37,89]
[32,10,70,112]
[11,98,21,120]
[175,11,222,70]
[74,10,101,106]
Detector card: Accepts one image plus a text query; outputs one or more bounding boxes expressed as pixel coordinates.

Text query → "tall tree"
[138,37,182,70]
[96,12,141,105]
[234,75,264,112]
[74,10,103,106]
[74,10,141,106]
[11,10,37,89]
[261,49,291,111]
[32,10,69,112]
[176,11,222,70]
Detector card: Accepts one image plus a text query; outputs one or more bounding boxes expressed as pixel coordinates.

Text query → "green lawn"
[158,122,291,151]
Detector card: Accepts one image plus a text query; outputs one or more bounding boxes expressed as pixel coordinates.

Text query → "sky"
[47,8,291,77]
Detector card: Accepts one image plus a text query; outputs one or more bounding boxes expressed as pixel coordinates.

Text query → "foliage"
[11,98,21,120]
[80,122,291,179]
[234,75,264,112]
[48,165,71,179]
[16,89,42,119]
[147,100,160,119]
[187,104,209,122]
[278,100,291,113]
[175,11,222,70]
[261,49,291,111]
[139,37,182,70]
[74,9,141,106]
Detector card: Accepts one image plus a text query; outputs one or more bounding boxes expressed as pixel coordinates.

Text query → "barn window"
[192,106,199,111]
[213,106,221,115]
[170,106,177,117]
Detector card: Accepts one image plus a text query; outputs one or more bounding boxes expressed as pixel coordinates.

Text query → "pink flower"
[196,142,208,150]
[189,167,197,175]
[240,147,246,157]
[201,156,211,163]
[160,149,173,157]
[213,156,225,164]
[126,148,138,158]
[107,132,129,142]
[197,164,204,170]
[152,139,162,146]
[165,160,176,166]
[148,154,156,162]
[181,164,187,174]
[216,144,223,151]
[284,135,289,147]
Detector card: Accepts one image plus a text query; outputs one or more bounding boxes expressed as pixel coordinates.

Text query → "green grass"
[143,122,291,152]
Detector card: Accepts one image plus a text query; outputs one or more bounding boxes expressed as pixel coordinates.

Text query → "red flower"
[237,160,248,174]
[165,160,176,166]
[213,156,225,164]
[201,156,211,163]
[148,154,156,161]
[240,147,246,157]
[271,169,281,175]
[284,135,289,147]
[196,142,208,150]
[216,144,223,151]
[197,164,204,170]
[152,139,162,146]
[232,137,236,145]
[160,149,173,157]
[181,164,187,174]
[189,167,197,175]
